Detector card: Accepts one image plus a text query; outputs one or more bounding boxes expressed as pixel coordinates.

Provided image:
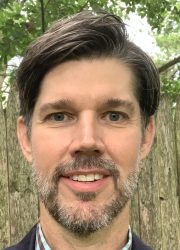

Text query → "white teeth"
[70,175,78,181]
[86,174,95,181]
[95,174,103,180]
[70,174,103,182]
[78,175,86,181]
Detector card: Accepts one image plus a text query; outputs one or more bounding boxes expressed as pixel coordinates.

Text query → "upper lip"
[62,169,110,177]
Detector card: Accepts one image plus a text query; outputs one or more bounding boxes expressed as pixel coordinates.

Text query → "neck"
[39,202,130,250]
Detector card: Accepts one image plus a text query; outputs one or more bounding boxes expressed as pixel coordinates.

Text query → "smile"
[69,174,103,182]
[61,171,110,192]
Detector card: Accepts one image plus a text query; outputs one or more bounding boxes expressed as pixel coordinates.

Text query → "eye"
[52,113,66,121]
[45,112,73,122]
[108,112,122,121]
[103,111,128,122]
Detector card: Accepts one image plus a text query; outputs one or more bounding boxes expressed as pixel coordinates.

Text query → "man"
[5,10,160,250]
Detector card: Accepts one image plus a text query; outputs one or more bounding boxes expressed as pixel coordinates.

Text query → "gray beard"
[32,156,140,237]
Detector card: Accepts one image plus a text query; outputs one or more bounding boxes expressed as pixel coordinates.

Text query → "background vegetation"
[0,0,179,101]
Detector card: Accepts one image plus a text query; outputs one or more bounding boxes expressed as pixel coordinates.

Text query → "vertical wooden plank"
[0,103,10,249]
[175,96,180,246]
[153,96,179,250]
[132,96,180,250]
[138,146,162,250]
[6,85,38,245]
[130,190,140,237]
[175,96,180,207]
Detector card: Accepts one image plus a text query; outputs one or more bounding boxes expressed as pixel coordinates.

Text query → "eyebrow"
[103,98,135,114]
[38,99,74,116]
[38,98,136,116]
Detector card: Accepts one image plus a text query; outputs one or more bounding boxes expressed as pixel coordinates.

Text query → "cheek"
[105,129,142,176]
[30,129,71,173]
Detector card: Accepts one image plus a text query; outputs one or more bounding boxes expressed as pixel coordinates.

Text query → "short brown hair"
[17,10,160,127]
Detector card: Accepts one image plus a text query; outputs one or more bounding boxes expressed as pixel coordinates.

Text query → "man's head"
[17,11,160,237]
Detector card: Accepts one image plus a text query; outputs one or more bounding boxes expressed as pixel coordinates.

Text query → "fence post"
[175,96,180,208]
[6,85,38,245]
[0,103,10,249]
[131,95,180,249]
[155,96,180,250]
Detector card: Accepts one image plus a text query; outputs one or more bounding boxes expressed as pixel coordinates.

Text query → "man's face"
[18,58,154,235]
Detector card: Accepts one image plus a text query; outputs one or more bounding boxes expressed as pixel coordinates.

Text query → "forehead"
[35,58,138,109]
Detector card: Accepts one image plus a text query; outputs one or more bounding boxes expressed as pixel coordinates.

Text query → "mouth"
[69,173,104,182]
[61,170,110,193]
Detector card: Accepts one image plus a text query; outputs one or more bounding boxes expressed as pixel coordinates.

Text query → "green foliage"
[0,0,179,101]
[119,0,180,32]
[161,76,180,98]
[155,23,180,100]
[0,1,41,67]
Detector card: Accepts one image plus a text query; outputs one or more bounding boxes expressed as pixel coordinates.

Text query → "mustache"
[52,155,120,185]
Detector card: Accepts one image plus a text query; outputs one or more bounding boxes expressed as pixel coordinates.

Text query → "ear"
[17,116,33,163]
[140,116,155,160]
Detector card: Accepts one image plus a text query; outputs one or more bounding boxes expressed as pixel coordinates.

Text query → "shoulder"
[132,232,153,250]
[3,225,37,250]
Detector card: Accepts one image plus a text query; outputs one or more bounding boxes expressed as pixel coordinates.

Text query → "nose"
[69,113,105,157]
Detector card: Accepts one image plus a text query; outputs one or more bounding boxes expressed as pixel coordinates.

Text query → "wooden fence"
[0,87,179,250]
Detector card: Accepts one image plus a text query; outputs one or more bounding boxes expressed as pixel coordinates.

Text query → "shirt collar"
[36,223,51,250]
[122,225,132,250]
[35,223,132,250]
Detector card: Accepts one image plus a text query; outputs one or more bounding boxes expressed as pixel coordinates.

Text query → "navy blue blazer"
[4,225,153,250]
